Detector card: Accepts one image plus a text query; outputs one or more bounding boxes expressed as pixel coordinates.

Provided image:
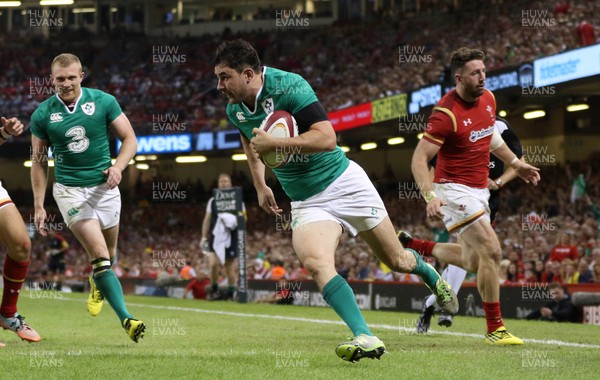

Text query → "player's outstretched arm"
[241,133,282,215]
[492,142,540,185]
[31,135,50,236]
[0,116,24,146]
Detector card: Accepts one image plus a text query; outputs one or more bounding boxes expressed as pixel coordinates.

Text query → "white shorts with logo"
[53,182,121,229]
[433,183,490,235]
[291,161,387,236]
[0,181,13,210]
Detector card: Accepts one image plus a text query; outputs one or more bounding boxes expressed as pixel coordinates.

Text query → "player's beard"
[467,83,485,100]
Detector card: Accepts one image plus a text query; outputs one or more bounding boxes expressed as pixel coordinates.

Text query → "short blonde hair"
[51,53,82,72]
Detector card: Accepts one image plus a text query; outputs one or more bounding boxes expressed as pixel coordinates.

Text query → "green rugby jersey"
[226,66,348,201]
[30,87,122,187]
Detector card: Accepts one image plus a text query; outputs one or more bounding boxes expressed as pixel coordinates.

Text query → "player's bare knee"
[479,247,501,266]
[9,237,32,262]
[301,257,322,278]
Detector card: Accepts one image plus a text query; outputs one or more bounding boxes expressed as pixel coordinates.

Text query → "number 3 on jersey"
[65,126,89,153]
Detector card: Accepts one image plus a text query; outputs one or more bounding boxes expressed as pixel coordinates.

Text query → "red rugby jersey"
[423,89,496,189]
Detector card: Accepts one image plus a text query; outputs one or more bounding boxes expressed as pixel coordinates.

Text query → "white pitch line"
[60,297,600,349]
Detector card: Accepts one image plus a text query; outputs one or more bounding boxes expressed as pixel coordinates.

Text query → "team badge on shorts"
[81,102,96,116]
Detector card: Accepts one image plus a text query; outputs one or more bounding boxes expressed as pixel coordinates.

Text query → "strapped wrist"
[0,127,10,140]
[423,191,437,203]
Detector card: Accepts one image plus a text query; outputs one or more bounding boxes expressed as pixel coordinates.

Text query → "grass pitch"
[1,291,598,380]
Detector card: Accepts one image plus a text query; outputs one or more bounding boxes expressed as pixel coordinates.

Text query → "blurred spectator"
[549,233,579,262]
[356,252,371,280]
[525,282,579,322]
[577,258,593,283]
[576,21,596,46]
[505,262,523,284]
[337,255,356,280]
[592,263,600,283]
[288,259,310,280]
[183,270,211,300]
[252,258,268,279]
[563,259,578,284]
[585,195,600,237]
[180,261,197,280]
[523,269,538,284]
[542,261,563,283]
[267,260,287,281]
[534,260,545,282]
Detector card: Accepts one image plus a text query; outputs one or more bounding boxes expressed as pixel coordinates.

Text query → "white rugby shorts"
[433,182,490,235]
[53,182,121,229]
[0,181,13,210]
[291,161,387,236]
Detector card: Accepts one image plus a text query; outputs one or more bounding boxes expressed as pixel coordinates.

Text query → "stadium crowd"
[0,0,599,292]
[3,151,598,290]
[0,0,598,138]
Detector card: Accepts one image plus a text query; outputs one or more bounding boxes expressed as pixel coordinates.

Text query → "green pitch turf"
[1,291,598,380]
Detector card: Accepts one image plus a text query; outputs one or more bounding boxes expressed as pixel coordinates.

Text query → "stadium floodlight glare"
[566,104,589,112]
[40,0,74,5]
[175,155,207,163]
[231,154,247,161]
[387,137,405,145]
[0,2,22,7]
[417,133,424,140]
[135,155,157,161]
[135,163,150,170]
[523,110,546,120]
[23,160,55,167]
[360,142,377,151]
[498,110,507,117]
[72,8,96,13]
[340,146,350,153]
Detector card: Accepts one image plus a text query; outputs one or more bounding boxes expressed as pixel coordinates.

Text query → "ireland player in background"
[30,53,145,342]
[215,39,458,362]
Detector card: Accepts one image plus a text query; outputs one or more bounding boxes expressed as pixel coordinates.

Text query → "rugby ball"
[258,110,299,168]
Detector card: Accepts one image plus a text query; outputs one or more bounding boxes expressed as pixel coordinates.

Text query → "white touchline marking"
[59,297,600,349]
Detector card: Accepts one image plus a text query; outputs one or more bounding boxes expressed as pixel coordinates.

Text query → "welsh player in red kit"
[411,48,540,345]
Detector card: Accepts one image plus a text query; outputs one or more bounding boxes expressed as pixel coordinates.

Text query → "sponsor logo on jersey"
[469,125,494,142]
[236,112,247,122]
[50,112,63,123]
[261,98,274,114]
[81,102,95,116]
[67,208,80,217]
